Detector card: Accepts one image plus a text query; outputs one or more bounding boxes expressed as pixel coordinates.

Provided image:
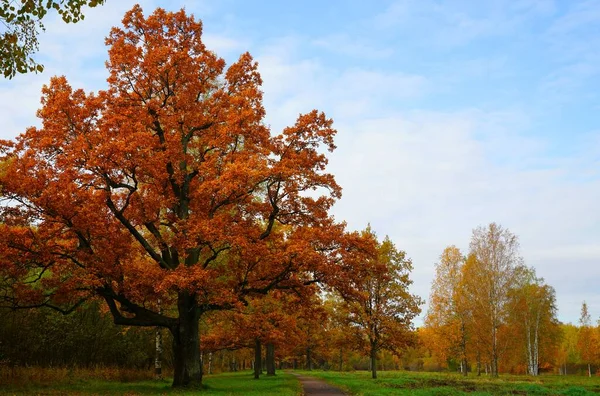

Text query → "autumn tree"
[425,245,470,375]
[323,294,355,371]
[508,267,559,376]
[337,229,422,379]
[0,6,345,388]
[463,223,523,377]
[201,292,300,379]
[0,0,106,78]
[577,301,597,377]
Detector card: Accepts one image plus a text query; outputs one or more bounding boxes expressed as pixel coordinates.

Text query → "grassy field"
[293,370,600,396]
[0,371,302,395]
[2,368,600,395]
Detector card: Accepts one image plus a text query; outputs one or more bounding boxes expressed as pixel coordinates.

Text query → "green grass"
[292,370,600,396]
[0,371,302,395]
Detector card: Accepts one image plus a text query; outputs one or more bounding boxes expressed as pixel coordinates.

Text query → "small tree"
[508,268,559,376]
[425,245,470,375]
[338,229,422,379]
[578,302,596,377]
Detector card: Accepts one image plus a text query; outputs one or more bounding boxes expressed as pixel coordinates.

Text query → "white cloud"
[311,34,394,59]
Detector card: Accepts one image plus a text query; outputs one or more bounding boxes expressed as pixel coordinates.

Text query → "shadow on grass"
[1,372,301,395]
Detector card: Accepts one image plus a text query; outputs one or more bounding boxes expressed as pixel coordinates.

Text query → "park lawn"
[294,370,600,396]
[0,371,302,395]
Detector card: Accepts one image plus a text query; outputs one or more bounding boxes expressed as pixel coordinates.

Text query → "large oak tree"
[0,6,345,387]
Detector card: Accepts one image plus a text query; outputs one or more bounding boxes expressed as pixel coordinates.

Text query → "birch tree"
[465,223,522,377]
[578,302,595,377]
[509,268,558,376]
[425,245,471,375]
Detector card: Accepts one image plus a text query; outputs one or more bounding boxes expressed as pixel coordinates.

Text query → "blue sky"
[1,0,599,325]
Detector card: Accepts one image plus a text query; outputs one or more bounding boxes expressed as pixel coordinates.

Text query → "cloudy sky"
[1,0,598,325]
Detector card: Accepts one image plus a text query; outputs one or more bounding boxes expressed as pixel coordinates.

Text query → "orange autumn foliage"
[0,5,347,388]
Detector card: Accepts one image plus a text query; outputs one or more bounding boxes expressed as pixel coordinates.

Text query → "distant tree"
[0,0,106,78]
[338,229,422,379]
[556,323,580,375]
[578,301,596,377]
[425,245,470,375]
[508,267,559,376]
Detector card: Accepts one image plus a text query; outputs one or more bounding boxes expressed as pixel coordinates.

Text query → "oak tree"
[0,6,344,388]
[337,229,422,379]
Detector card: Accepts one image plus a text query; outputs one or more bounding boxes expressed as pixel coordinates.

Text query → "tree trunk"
[588,364,592,378]
[254,338,262,379]
[339,348,343,371]
[462,358,468,376]
[460,321,468,376]
[492,324,499,377]
[266,343,276,376]
[155,326,163,379]
[306,347,312,371]
[533,311,540,376]
[370,343,377,379]
[155,299,163,379]
[171,292,202,388]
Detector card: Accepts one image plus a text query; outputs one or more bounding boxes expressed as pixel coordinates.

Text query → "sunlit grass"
[293,369,600,395]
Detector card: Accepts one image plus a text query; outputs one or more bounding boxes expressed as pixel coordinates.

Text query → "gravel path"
[291,373,348,396]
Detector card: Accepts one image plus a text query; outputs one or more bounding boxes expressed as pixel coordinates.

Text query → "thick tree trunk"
[339,348,343,371]
[171,292,202,388]
[306,347,312,371]
[266,343,276,376]
[370,344,377,379]
[588,364,592,378]
[254,338,262,379]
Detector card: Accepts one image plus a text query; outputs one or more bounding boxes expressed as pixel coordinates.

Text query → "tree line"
[421,223,599,377]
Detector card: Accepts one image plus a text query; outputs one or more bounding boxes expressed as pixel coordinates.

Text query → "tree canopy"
[0,5,348,387]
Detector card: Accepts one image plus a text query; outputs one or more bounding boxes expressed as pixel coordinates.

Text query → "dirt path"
[291,373,348,395]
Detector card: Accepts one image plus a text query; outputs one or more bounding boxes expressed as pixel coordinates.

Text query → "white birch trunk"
[154,299,163,379]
